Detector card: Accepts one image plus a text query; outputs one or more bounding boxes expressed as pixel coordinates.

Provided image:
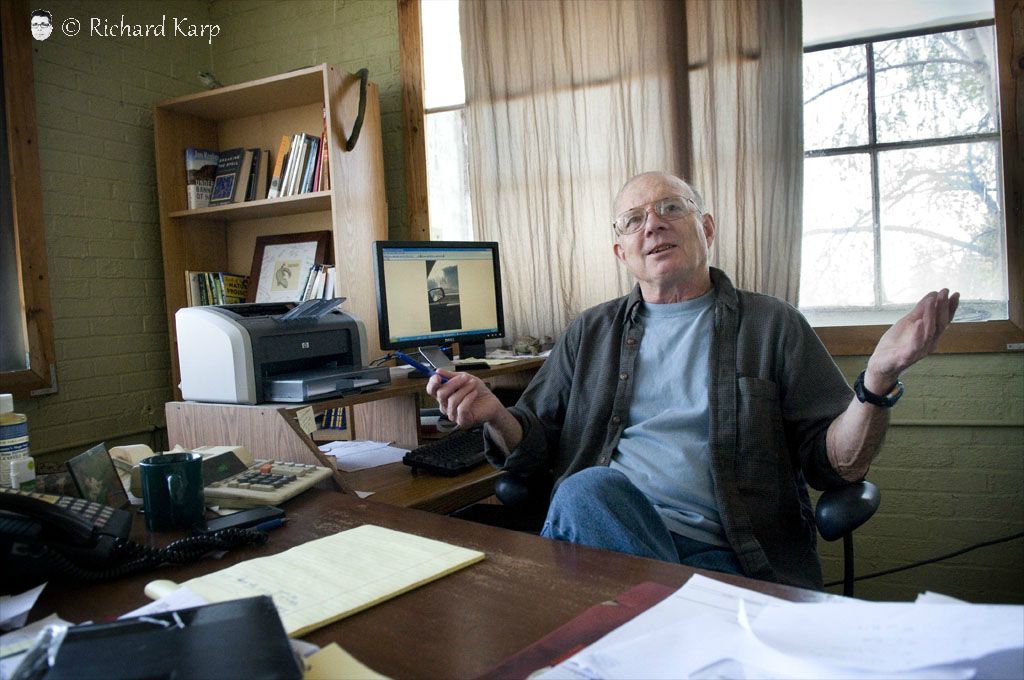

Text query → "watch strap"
[854,369,904,407]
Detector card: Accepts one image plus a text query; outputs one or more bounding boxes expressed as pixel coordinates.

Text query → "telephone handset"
[0,488,133,579]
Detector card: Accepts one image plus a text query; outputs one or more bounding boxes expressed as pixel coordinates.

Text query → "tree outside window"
[800,24,1006,327]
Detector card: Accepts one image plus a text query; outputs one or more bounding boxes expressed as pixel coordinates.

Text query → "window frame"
[0,0,57,396]
[400,0,1022,354]
[808,9,1022,355]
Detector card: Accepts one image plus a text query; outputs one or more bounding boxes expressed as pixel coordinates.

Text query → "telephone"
[0,487,267,589]
[0,488,133,587]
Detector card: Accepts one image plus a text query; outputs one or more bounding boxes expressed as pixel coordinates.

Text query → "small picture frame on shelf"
[248,231,332,303]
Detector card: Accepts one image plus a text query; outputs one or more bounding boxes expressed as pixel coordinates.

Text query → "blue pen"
[394,350,448,383]
[254,518,287,532]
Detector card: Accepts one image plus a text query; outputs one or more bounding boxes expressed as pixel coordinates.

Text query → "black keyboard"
[404,426,486,476]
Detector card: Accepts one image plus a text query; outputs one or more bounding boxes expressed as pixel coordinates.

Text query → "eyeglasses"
[612,195,698,236]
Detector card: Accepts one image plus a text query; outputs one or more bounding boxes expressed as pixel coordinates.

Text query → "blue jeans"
[540,467,744,576]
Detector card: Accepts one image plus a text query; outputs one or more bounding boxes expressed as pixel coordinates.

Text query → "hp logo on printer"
[301,341,310,349]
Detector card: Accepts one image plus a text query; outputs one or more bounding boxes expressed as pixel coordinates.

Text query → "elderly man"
[427,172,958,589]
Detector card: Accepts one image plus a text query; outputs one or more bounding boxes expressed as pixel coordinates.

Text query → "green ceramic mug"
[139,452,204,531]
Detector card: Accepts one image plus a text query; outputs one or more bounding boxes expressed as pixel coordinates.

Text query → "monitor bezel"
[372,240,506,354]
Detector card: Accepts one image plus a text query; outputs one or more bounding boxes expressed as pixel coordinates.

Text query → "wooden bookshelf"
[153,65,388,398]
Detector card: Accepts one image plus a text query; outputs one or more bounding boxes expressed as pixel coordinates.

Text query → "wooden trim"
[996,0,1022,331]
[818,319,1024,356]
[817,5,1024,356]
[0,0,56,397]
[398,0,431,240]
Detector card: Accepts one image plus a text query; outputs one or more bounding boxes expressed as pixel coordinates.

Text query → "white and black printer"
[175,301,390,404]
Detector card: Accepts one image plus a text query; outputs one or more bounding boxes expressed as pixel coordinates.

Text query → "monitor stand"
[458,339,487,359]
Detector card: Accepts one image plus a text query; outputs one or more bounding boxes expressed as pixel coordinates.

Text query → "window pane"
[878,142,1006,312]
[421,0,466,109]
[425,109,473,241]
[875,27,998,143]
[799,154,875,308]
[803,45,868,150]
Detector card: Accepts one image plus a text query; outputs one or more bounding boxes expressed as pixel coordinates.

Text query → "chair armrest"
[494,471,553,513]
[815,480,881,541]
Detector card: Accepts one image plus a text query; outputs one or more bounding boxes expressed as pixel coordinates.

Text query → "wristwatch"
[854,370,904,408]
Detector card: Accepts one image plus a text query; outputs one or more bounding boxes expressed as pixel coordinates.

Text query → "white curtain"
[687,0,804,303]
[460,0,803,341]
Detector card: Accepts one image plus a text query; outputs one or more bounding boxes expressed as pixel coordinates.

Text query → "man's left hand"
[865,288,960,392]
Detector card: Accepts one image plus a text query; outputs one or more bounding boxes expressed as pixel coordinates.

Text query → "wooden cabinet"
[153,64,388,398]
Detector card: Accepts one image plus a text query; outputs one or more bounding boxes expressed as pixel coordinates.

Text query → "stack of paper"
[539,575,1024,680]
[319,440,408,472]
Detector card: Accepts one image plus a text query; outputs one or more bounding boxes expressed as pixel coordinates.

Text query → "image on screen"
[374,242,504,354]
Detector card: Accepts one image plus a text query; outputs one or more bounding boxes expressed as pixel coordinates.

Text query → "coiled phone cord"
[38,528,269,582]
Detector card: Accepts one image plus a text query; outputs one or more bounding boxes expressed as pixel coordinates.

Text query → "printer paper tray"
[264,366,391,402]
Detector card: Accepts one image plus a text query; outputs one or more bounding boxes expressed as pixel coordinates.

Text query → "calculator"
[201,452,332,508]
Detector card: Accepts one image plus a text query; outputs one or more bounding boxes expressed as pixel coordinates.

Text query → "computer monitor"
[373,241,505,359]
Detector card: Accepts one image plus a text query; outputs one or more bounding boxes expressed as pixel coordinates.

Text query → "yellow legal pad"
[146,524,485,636]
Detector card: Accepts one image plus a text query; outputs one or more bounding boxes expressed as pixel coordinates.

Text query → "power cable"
[824,530,1024,588]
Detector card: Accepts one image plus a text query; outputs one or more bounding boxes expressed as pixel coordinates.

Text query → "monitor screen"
[373,241,505,358]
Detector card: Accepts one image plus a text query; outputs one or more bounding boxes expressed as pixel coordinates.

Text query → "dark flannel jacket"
[484,267,854,590]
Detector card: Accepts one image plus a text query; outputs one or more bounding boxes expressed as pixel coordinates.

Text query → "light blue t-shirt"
[609,289,727,547]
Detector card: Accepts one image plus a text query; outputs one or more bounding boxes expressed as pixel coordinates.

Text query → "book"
[282,134,303,197]
[322,265,336,299]
[267,135,291,199]
[219,273,249,304]
[256,147,271,200]
[209,148,246,206]
[244,148,260,201]
[301,137,320,194]
[299,263,320,301]
[286,135,308,196]
[319,135,330,191]
[184,148,219,209]
[184,271,248,306]
[233,149,256,203]
[313,110,326,192]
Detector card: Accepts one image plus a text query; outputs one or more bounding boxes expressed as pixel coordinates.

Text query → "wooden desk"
[33,490,824,679]
[165,358,543,513]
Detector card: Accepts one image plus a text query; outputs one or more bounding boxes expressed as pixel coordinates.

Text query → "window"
[800,22,1006,327]
[420,0,473,242]
[0,0,56,396]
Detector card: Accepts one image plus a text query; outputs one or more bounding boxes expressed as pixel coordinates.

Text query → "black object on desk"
[454,361,490,371]
[404,426,487,476]
[37,596,301,680]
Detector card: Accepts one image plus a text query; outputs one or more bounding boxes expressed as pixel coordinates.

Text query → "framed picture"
[66,443,130,508]
[248,231,332,303]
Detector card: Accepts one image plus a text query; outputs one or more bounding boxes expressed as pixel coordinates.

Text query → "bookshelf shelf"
[154,64,388,399]
[169,191,332,220]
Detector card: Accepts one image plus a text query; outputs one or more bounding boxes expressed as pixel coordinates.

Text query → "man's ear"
[613,240,625,265]
[702,213,716,250]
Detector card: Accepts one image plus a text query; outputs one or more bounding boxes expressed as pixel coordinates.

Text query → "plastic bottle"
[0,393,34,490]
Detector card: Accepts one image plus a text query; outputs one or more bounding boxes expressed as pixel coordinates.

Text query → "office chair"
[466,471,880,597]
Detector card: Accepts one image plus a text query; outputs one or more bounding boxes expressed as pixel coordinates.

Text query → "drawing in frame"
[65,442,130,508]
[248,231,332,303]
